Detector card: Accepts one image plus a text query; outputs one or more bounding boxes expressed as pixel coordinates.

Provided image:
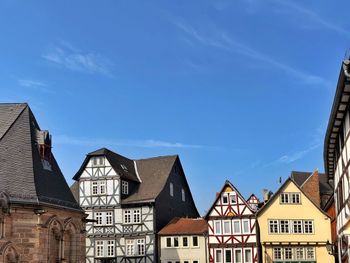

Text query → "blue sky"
[1,0,350,215]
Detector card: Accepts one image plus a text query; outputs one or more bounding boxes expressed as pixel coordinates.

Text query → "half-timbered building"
[205,180,258,263]
[0,103,86,263]
[72,148,199,263]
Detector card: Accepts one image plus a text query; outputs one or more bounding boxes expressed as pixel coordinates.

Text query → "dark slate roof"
[74,148,140,182]
[122,155,178,204]
[158,217,208,235]
[0,103,81,211]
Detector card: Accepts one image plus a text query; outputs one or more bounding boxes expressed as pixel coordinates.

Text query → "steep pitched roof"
[205,180,254,219]
[73,148,140,182]
[122,155,178,204]
[158,217,208,235]
[0,103,81,211]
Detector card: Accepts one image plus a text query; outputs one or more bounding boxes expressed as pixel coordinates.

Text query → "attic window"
[122,181,128,195]
[120,164,128,171]
[92,157,104,167]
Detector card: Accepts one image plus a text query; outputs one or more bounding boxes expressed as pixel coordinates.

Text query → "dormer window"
[122,181,129,195]
[120,164,128,171]
[36,129,52,171]
[222,194,228,204]
[92,157,104,167]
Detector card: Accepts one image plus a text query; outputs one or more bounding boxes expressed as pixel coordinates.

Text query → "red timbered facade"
[205,180,259,263]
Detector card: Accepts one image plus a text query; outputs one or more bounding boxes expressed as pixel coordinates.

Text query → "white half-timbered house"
[71,148,199,263]
[205,180,259,263]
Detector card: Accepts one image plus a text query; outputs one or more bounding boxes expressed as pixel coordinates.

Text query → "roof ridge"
[136,154,178,161]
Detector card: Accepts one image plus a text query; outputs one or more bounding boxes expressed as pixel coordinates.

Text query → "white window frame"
[122,181,129,195]
[306,247,315,260]
[214,220,222,235]
[224,248,232,263]
[91,181,106,195]
[124,209,141,224]
[174,237,179,247]
[125,238,145,256]
[230,193,237,204]
[232,220,241,234]
[192,236,199,247]
[223,220,231,235]
[295,247,304,260]
[95,212,103,226]
[166,237,172,248]
[273,247,282,260]
[268,220,279,234]
[106,211,113,225]
[291,193,301,204]
[182,236,189,247]
[304,220,314,234]
[242,219,250,234]
[234,248,242,263]
[284,247,293,260]
[280,220,290,233]
[92,156,104,167]
[133,209,141,223]
[124,210,131,224]
[106,240,115,257]
[215,249,223,263]
[244,248,252,263]
[292,220,303,234]
[96,240,104,257]
[95,240,115,258]
[222,194,228,204]
[280,193,289,204]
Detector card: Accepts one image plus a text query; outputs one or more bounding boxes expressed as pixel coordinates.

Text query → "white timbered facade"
[205,181,258,263]
[72,148,199,263]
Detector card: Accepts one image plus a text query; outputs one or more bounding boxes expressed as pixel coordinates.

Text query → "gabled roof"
[205,180,254,219]
[73,147,181,204]
[158,217,208,235]
[122,155,178,204]
[73,147,140,182]
[257,177,330,218]
[0,103,81,211]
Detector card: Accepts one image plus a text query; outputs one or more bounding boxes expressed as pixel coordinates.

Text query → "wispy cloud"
[173,20,329,86]
[54,135,203,149]
[277,143,320,164]
[42,41,113,76]
[271,0,350,38]
[18,79,52,93]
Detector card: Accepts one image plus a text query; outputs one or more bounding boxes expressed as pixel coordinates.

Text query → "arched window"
[48,220,62,263]
[2,244,19,263]
[63,222,78,263]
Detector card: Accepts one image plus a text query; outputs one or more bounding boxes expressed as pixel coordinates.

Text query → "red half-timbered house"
[205,180,259,263]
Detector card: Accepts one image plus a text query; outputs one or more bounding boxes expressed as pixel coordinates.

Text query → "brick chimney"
[301,170,321,207]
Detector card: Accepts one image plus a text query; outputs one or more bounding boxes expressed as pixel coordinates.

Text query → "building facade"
[324,59,350,262]
[257,176,334,263]
[72,148,199,263]
[0,103,86,263]
[205,180,258,263]
[158,217,208,263]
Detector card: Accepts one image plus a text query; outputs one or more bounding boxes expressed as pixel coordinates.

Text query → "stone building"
[0,103,86,263]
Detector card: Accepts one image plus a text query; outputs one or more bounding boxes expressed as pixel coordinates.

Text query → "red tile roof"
[158,217,208,235]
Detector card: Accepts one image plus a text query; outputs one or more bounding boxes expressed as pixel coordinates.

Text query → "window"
[306,247,315,260]
[166,237,171,247]
[122,181,128,195]
[304,220,314,234]
[269,220,279,233]
[230,194,237,204]
[94,211,114,226]
[234,249,242,263]
[182,188,186,202]
[106,212,113,225]
[133,209,141,223]
[284,247,293,260]
[291,193,301,204]
[92,156,104,166]
[215,249,222,263]
[223,220,231,234]
[193,261,199,263]
[124,210,131,224]
[95,240,115,258]
[280,193,289,203]
[124,209,141,224]
[295,247,304,260]
[292,220,302,233]
[225,249,232,263]
[170,183,174,197]
[233,220,240,234]
[107,240,115,257]
[96,241,104,257]
[91,181,106,195]
[242,220,249,234]
[280,220,290,233]
[174,237,179,247]
[192,236,198,247]
[222,194,228,204]
[244,249,252,263]
[214,221,221,234]
[95,212,103,225]
[183,237,188,247]
[125,239,145,256]
[273,248,282,260]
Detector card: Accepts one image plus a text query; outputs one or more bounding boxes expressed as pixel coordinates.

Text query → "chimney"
[301,170,321,207]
